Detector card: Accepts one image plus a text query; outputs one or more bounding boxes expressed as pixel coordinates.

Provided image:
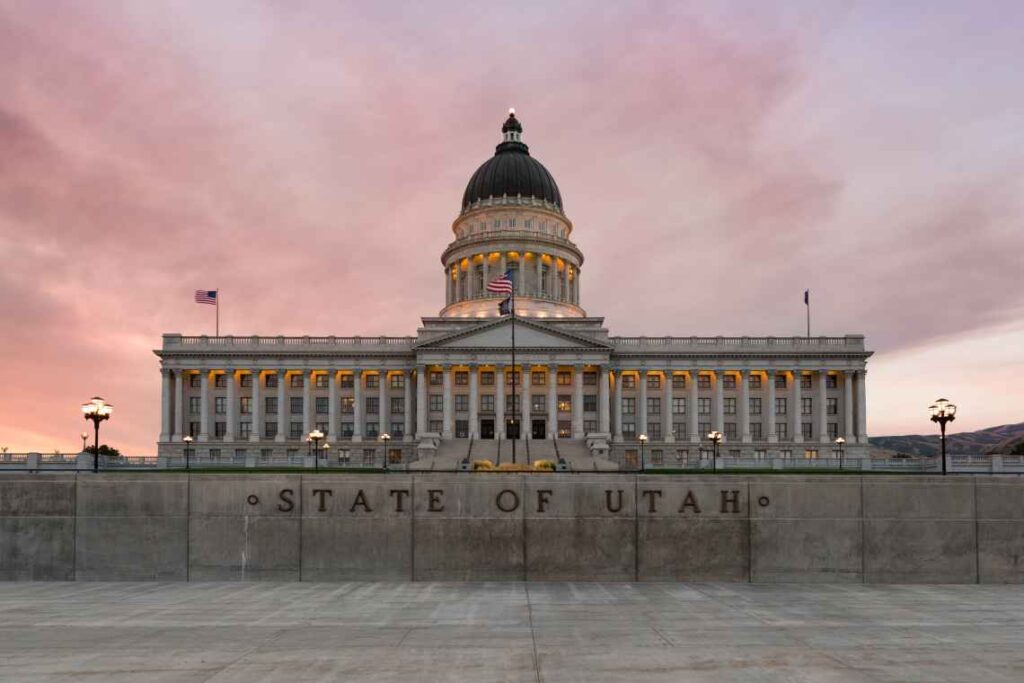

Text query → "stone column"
[328,370,339,440]
[495,364,506,440]
[767,371,778,443]
[573,364,585,438]
[818,370,829,444]
[791,371,803,444]
[843,370,855,441]
[404,370,414,440]
[663,370,674,443]
[275,369,287,443]
[441,365,453,439]
[638,371,648,439]
[173,370,184,442]
[453,266,460,302]
[159,368,172,442]
[482,256,490,296]
[353,369,364,442]
[500,253,507,277]
[469,364,479,439]
[547,364,558,438]
[301,370,312,438]
[521,364,531,440]
[599,365,611,434]
[613,370,623,441]
[225,369,237,442]
[250,370,262,443]
[198,370,210,442]
[468,259,477,299]
[856,369,868,444]
[416,365,427,437]
[688,370,699,444]
[739,369,750,443]
[535,254,543,297]
[379,370,389,437]
[712,370,724,434]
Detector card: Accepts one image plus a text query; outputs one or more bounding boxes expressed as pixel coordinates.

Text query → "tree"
[84,444,121,457]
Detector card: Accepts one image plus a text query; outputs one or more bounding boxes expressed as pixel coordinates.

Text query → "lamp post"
[929,399,957,476]
[81,397,113,473]
[322,442,330,469]
[835,436,846,471]
[183,435,194,471]
[638,433,648,471]
[308,429,324,472]
[380,432,391,471]
[80,432,88,453]
[707,430,723,473]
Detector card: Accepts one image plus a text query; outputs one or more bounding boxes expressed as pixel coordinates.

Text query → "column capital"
[843,369,854,377]
[548,363,559,373]
[276,368,287,376]
[738,368,749,377]
[353,368,363,376]
[224,367,236,375]
[161,367,171,377]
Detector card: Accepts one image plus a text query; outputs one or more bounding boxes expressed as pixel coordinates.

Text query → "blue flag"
[804,289,809,306]
[498,297,512,315]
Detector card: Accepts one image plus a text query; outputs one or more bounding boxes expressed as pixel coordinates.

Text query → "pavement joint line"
[524,582,543,683]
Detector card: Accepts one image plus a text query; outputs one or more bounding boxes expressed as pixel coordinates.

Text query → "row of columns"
[446,251,579,305]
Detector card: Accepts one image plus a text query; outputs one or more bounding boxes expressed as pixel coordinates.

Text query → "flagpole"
[216,289,220,337]
[805,290,810,338]
[510,283,516,465]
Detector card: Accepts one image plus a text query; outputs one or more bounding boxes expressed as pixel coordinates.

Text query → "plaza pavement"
[0,582,1021,682]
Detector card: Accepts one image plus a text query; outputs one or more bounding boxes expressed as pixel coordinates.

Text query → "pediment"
[415,318,611,351]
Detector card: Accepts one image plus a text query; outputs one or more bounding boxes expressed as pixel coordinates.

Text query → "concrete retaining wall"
[1,473,1022,583]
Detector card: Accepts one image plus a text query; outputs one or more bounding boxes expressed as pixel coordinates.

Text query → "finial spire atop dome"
[502,109,523,142]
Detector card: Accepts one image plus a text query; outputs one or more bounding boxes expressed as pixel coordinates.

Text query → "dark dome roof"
[462,112,563,212]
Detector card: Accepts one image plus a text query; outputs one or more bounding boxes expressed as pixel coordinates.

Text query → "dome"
[461,111,563,212]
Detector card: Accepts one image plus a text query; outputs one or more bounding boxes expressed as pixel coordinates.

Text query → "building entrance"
[480,419,494,440]
[505,419,520,440]
[531,419,546,440]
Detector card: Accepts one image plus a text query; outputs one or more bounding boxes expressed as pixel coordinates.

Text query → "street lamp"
[308,429,324,472]
[81,397,113,473]
[929,399,957,476]
[835,436,846,470]
[322,442,330,469]
[80,432,88,452]
[707,430,723,473]
[638,433,648,471]
[183,435,194,471]
[380,432,391,471]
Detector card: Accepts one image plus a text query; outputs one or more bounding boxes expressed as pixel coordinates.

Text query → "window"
[290,375,303,388]
[240,397,252,415]
[215,397,226,415]
[390,374,405,389]
[802,397,813,416]
[290,397,303,415]
[754,449,767,460]
[340,422,354,437]
[315,397,328,414]
[189,421,200,437]
[366,374,379,389]
[802,423,813,440]
[622,375,636,389]
[775,397,787,415]
[391,397,404,414]
[265,397,278,415]
[751,423,762,440]
[189,397,201,414]
[315,422,328,435]
[264,422,277,438]
[209,449,221,459]
[699,422,711,438]
[557,395,572,412]
[622,422,636,439]
[800,374,812,390]
[493,217,501,228]
[584,419,598,433]
[647,374,661,389]
[672,397,686,415]
[749,375,762,389]
[723,398,736,415]
[506,394,520,412]
[583,371,597,385]
[749,398,761,416]
[480,371,495,386]
[290,422,303,438]
[392,422,404,438]
[532,371,546,386]
[647,397,660,416]
[805,449,819,460]
[828,423,839,439]
[826,374,838,389]
[506,371,520,386]
[241,374,253,388]
[672,374,686,389]
[429,371,443,385]
[215,422,226,438]
[316,374,329,389]
[776,423,788,439]
[341,397,354,414]
[429,395,443,412]
[190,374,201,388]
[524,218,533,229]
[583,395,597,412]
[697,397,712,416]
[455,420,469,438]
[508,217,516,228]
[265,374,278,389]
[531,395,546,413]
[429,420,443,433]
[649,423,662,440]
[624,449,638,468]
[674,423,686,440]
[215,374,227,389]
[724,423,737,440]
[455,371,469,386]
[558,421,572,438]
[621,397,635,415]
[557,371,572,386]
[340,374,354,388]
[723,375,736,390]
[366,397,379,415]
[541,265,550,294]
[827,398,838,415]
[698,375,711,390]
[363,448,377,465]
[775,374,787,389]
[480,395,495,412]
[366,422,379,438]
[454,395,469,412]
[780,449,792,459]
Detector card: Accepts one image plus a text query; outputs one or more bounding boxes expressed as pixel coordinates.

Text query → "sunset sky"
[1,1,1022,455]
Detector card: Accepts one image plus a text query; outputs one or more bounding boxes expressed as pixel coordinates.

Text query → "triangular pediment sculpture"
[415,317,610,351]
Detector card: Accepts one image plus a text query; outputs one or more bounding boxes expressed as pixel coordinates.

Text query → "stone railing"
[163,334,417,350]
[609,335,866,351]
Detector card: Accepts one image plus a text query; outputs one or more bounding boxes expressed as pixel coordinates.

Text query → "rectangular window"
[480,395,494,412]
[290,397,303,415]
[429,420,443,433]
[429,395,443,412]
[240,374,253,388]
[583,395,597,412]
[800,374,812,390]
[454,395,469,412]
[290,374,303,388]
[557,371,572,386]
[190,374,201,388]
[775,397,787,415]
[827,398,838,415]
[698,398,711,416]
[531,394,546,413]
[341,396,354,414]
[315,421,328,435]
[674,423,686,440]
[215,374,227,389]
[751,422,762,440]
[363,448,377,465]
[647,374,661,389]
[621,397,635,415]
[749,375,762,389]
[802,423,813,439]
[699,422,711,439]
[429,371,443,385]
[480,371,494,386]
[265,374,278,389]
[583,371,597,385]
[723,375,736,390]
[340,374,354,388]
[454,371,469,386]
[506,371,520,386]
[215,422,226,438]
[189,396,201,414]
[826,374,838,389]
[804,449,819,460]
[828,422,839,439]
[532,371,546,386]
[392,422,404,438]
[290,422,303,438]
[557,395,572,412]
[340,422,354,437]
[647,397,660,416]
[776,422,788,439]
[506,394,520,413]
[724,423,737,440]
[240,397,252,415]
[622,422,636,439]
[775,374,787,389]
[189,421,200,437]
[723,398,736,415]
[802,397,813,416]
[622,375,636,389]
[584,419,598,433]
[266,397,280,415]
[315,397,328,414]
[455,420,468,438]
[215,397,226,415]
[366,374,379,389]
[749,398,761,416]
[366,422,379,438]
[316,374,328,389]
[391,397,404,414]
[649,423,662,440]
[672,397,686,415]
[390,374,405,389]
[366,397,379,415]
[698,375,711,390]
[672,374,686,389]
[558,421,572,438]
[264,422,277,438]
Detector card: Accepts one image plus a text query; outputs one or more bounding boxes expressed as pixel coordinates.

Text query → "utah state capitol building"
[155,111,872,468]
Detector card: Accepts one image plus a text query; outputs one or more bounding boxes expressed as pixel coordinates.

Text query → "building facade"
[155,112,872,466]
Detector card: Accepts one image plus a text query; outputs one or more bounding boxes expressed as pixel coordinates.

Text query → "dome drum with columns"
[154,111,873,470]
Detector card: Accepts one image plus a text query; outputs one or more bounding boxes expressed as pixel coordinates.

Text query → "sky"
[1,0,1022,454]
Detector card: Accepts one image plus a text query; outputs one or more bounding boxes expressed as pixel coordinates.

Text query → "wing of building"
[154,111,872,468]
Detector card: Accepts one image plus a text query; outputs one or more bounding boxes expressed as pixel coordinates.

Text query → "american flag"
[194,290,218,305]
[486,271,514,295]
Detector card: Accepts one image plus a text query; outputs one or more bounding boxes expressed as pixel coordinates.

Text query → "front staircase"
[411,436,619,471]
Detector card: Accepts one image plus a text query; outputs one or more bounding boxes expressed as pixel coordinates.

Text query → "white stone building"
[155,112,872,467]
